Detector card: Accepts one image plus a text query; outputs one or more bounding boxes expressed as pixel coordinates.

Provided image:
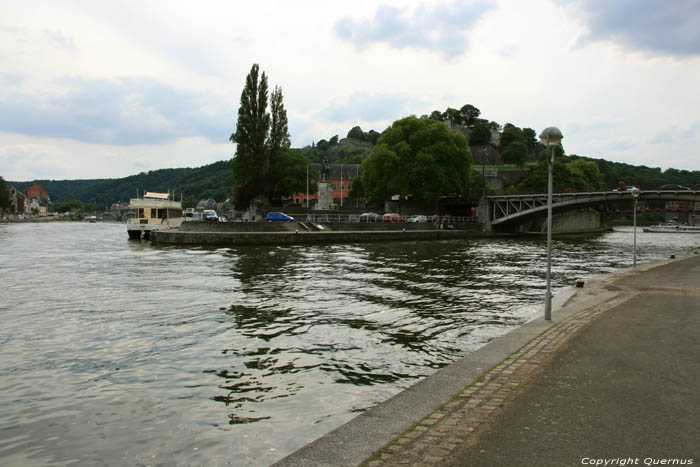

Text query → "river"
[0,222,697,466]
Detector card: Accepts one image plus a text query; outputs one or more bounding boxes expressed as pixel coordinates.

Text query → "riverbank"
[274,254,700,466]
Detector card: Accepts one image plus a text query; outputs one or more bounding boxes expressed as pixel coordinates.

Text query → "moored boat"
[643,223,700,233]
[127,192,183,240]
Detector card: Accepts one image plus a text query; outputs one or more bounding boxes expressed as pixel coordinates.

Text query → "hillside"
[10,160,233,209]
[9,132,700,208]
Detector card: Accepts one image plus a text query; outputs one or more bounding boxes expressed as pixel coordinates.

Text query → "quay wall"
[151,228,481,246]
[179,221,481,233]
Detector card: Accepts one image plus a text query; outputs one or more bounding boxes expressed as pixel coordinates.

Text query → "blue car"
[267,212,294,222]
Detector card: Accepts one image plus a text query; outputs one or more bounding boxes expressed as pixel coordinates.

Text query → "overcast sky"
[1,0,699,181]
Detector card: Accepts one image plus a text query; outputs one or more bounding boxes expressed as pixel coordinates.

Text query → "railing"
[303,214,479,224]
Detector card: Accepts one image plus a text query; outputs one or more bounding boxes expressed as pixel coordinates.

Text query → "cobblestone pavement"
[362,292,635,467]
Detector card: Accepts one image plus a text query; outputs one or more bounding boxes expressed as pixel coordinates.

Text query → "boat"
[127,192,183,240]
[643,222,700,233]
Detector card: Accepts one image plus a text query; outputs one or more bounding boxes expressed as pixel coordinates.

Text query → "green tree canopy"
[231,63,270,208]
[0,176,10,215]
[347,126,366,141]
[522,127,537,152]
[516,156,604,193]
[231,64,306,208]
[499,123,526,152]
[470,122,492,145]
[459,104,481,126]
[502,141,528,167]
[360,116,472,203]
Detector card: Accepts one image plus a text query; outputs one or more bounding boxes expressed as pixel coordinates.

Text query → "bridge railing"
[487,190,700,223]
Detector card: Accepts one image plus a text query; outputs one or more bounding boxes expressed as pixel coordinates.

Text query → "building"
[25,183,50,203]
[291,164,361,208]
[196,198,217,210]
[665,200,698,225]
[8,186,26,216]
[24,183,50,216]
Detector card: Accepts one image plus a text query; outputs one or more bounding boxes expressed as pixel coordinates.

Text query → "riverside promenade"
[274,255,700,466]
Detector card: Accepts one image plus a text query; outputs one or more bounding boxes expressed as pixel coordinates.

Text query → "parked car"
[359,212,382,222]
[267,212,295,222]
[383,212,401,223]
[407,215,427,223]
[660,184,690,190]
[203,210,218,222]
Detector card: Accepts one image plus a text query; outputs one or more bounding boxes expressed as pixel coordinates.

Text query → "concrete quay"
[273,255,700,467]
[151,222,483,246]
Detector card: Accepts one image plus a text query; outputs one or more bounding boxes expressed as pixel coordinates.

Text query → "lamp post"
[482,146,487,193]
[539,127,563,321]
[631,186,640,268]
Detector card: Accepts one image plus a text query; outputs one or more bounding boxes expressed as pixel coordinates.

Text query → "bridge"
[95,208,134,222]
[484,190,700,232]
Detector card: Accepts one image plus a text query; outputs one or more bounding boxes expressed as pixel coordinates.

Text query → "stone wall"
[517,209,604,234]
[152,229,482,246]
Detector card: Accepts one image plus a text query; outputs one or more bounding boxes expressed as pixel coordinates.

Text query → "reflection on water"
[0,223,697,466]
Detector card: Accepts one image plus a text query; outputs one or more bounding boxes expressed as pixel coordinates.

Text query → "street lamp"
[539,126,563,321]
[631,186,640,268]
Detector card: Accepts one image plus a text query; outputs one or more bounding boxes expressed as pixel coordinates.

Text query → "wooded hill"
[9,124,700,209]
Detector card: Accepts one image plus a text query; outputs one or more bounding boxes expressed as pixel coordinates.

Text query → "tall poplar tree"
[266,85,290,200]
[231,64,270,209]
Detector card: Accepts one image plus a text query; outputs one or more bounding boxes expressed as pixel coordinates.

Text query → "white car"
[407,215,427,223]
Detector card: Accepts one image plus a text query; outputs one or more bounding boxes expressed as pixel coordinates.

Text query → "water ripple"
[1,223,698,465]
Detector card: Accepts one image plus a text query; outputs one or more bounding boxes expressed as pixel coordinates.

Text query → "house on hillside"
[196,198,217,210]
[24,183,50,216]
[25,183,50,203]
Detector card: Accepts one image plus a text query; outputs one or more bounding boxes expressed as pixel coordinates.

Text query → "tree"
[347,126,366,141]
[515,154,604,193]
[499,123,526,152]
[459,104,481,127]
[360,116,472,203]
[230,64,305,208]
[0,176,10,216]
[568,159,604,191]
[429,110,443,121]
[502,142,528,167]
[266,85,290,200]
[487,121,502,132]
[366,129,381,145]
[273,150,311,199]
[231,63,270,209]
[316,139,330,152]
[329,135,339,146]
[470,122,492,145]
[522,128,537,152]
[443,107,460,125]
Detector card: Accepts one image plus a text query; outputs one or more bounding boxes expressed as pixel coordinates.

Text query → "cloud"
[43,29,78,54]
[0,132,232,181]
[334,0,496,58]
[650,121,700,144]
[322,92,425,123]
[564,0,700,57]
[0,75,231,145]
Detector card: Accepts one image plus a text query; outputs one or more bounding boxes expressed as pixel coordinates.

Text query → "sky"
[1,0,699,181]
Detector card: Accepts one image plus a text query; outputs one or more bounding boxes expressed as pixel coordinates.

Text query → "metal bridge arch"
[485,190,700,231]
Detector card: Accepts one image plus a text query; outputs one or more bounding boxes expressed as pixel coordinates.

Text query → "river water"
[1,222,698,466]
